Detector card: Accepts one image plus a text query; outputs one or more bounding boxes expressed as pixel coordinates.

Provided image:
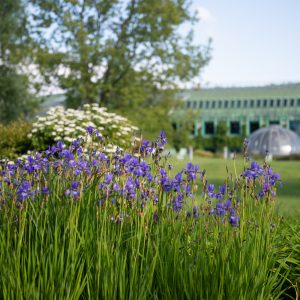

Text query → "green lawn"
[170,156,300,217]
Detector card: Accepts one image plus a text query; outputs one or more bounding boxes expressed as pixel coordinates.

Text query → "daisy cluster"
[29,103,138,151]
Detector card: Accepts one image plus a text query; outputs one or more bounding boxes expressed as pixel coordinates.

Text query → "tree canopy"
[0,0,29,65]
[0,0,37,123]
[29,0,210,139]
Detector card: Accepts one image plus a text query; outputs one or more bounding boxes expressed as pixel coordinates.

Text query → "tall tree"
[0,0,37,123]
[0,0,28,65]
[30,0,210,137]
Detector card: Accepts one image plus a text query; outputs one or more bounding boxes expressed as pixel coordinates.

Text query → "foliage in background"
[0,120,32,159]
[170,108,198,151]
[213,121,228,151]
[28,0,210,138]
[0,0,29,65]
[0,0,38,123]
[29,104,138,151]
[194,123,247,153]
[0,66,38,123]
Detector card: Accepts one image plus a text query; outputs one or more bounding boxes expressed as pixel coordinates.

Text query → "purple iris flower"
[72,139,80,148]
[271,173,280,181]
[51,145,57,154]
[172,193,184,212]
[113,183,121,194]
[42,186,50,194]
[263,182,270,192]
[63,149,74,160]
[207,184,215,198]
[99,153,106,161]
[188,171,197,180]
[186,162,193,170]
[140,161,150,173]
[104,173,113,184]
[224,199,231,210]
[74,169,81,176]
[251,161,260,170]
[69,160,76,168]
[175,172,183,182]
[7,164,16,171]
[78,160,87,169]
[163,181,173,192]
[215,193,223,200]
[229,215,240,227]
[159,131,167,146]
[160,168,167,177]
[217,207,225,216]
[216,202,223,209]
[173,182,180,192]
[27,156,35,164]
[125,177,135,191]
[71,190,80,199]
[215,201,225,215]
[219,185,226,195]
[18,191,28,201]
[134,178,140,188]
[91,159,98,167]
[193,206,200,219]
[57,141,64,150]
[86,126,94,134]
[147,173,153,182]
[71,181,79,190]
[186,184,192,197]
[26,165,34,173]
[20,181,31,190]
[207,184,214,193]
[133,167,143,177]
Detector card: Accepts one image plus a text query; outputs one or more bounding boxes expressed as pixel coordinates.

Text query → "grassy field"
[170,156,300,217]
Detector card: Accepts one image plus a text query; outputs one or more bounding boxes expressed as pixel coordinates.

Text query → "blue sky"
[189,0,300,87]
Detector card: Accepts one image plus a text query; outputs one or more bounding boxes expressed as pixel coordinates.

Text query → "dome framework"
[248,125,300,156]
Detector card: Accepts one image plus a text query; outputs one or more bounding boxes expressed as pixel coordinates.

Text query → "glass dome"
[248,125,300,156]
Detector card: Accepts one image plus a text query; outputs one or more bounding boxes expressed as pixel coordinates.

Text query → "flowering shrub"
[29,103,138,151]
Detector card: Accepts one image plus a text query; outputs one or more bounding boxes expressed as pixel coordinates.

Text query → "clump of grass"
[0,129,291,299]
[275,218,300,299]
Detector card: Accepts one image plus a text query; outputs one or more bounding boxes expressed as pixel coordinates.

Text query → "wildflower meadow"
[0,128,299,299]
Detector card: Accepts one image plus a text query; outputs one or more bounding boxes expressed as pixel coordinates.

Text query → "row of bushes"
[0,104,139,160]
[192,122,246,153]
[0,120,221,161]
[0,120,33,160]
[193,135,246,154]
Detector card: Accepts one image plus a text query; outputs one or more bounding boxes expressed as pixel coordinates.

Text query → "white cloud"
[196,6,215,23]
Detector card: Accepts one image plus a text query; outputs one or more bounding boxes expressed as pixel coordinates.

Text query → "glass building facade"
[176,83,300,137]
